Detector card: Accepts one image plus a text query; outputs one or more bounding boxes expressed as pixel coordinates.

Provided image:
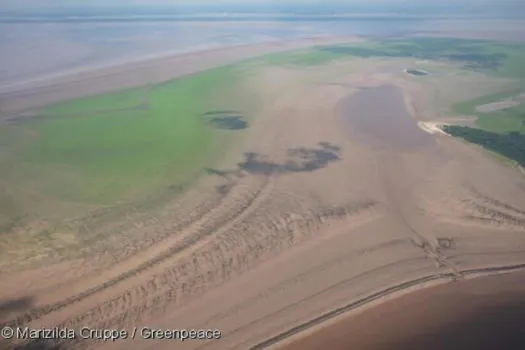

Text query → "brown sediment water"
[339,85,434,151]
[281,271,525,350]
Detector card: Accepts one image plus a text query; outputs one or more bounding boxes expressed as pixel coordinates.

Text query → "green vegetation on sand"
[406,69,428,76]
[476,104,525,134]
[317,38,525,77]
[451,88,524,117]
[447,99,525,167]
[260,37,525,169]
[257,48,350,66]
[262,37,525,78]
[445,58,525,167]
[2,36,525,253]
[255,39,525,97]
[0,64,249,237]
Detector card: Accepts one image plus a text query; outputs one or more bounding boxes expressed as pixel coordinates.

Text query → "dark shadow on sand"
[203,110,248,131]
[203,110,241,116]
[205,142,341,193]
[209,116,248,130]
[238,142,341,175]
[0,296,33,316]
[10,339,67,350]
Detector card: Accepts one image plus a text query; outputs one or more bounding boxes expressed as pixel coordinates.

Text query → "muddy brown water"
[339,85,434,151]
[282,271,525,350]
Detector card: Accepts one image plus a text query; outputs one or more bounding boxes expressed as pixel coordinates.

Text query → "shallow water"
[340,85,434,151]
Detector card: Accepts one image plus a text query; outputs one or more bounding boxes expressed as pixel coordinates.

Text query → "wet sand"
[281,270,525,350]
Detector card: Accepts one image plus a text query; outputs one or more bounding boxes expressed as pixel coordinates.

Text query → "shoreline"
[0,38,311,93]
[0,35,360,116]
[0,32,341,94]
[419,119,525,176]
[264,263,525,350]
[0,42,232,93]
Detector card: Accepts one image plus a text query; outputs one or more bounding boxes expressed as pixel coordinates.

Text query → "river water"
[339,85,434,151]
[2,18,524,90]
[283,270,525,350]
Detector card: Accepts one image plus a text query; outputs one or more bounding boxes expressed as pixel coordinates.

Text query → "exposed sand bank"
[476,99,520,113]
[417,121,450,135]
[475,92,525,113]
[1,40,524,350]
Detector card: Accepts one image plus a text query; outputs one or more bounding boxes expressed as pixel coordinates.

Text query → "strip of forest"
[441,125,525,167]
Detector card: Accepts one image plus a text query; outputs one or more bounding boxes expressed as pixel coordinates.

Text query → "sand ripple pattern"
[4,171,380,349]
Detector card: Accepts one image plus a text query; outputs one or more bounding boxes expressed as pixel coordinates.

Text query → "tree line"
[442,125,525,167]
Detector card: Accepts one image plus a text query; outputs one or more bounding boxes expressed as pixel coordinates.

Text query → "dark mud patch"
[238,142,340,175]
[203,111,248,131]
[205,142,341,183]
[209,116,248,130]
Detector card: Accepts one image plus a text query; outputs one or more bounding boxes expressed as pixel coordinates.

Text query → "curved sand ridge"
[1,40,525,350]
[417,121,450,135]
